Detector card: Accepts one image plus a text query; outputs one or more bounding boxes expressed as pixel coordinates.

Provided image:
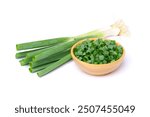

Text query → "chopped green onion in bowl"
[74,38,123,64]
[71,38,125,75]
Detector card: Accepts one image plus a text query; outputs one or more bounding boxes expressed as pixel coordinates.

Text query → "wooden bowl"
[71,38,125,75]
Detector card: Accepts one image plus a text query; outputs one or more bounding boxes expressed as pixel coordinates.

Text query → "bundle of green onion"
[16,20,128,77]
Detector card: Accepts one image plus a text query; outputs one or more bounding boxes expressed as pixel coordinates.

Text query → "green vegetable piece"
[103,60,107,64]
[108,45,114,50]
[99,55,104,61]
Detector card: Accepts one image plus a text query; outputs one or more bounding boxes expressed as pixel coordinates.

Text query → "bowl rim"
[71,38,125,67]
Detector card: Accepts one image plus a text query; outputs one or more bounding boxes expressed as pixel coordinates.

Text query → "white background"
[0,0,150,117]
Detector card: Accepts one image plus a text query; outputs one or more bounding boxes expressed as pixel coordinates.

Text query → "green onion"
[16,37,71,50]
[37,54,71,77]
[30,50,70,68]
[19,46,57,65]
[15,47,46,59]
[16,50,36,59]
[33,40,76,61]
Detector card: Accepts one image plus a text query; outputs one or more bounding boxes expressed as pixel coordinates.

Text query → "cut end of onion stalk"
[29,68,33,73]
[16,44,20,50]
